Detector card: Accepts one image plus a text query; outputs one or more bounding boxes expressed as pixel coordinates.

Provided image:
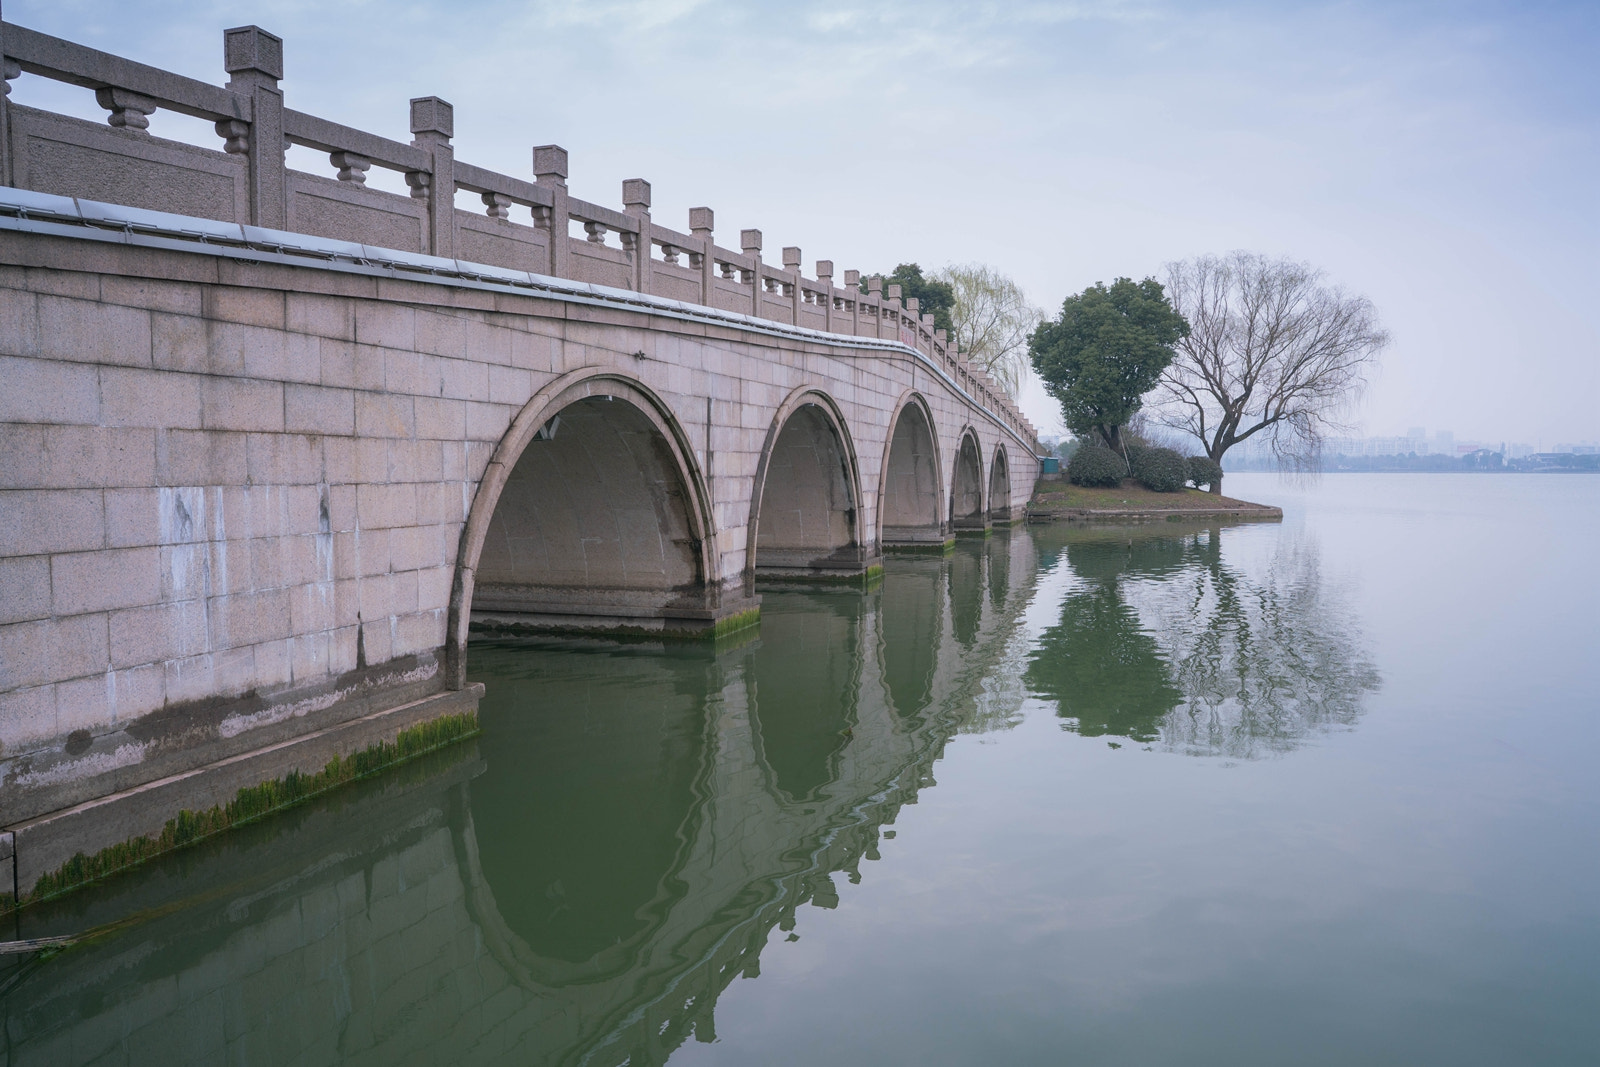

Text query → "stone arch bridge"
[0,20,1038,875]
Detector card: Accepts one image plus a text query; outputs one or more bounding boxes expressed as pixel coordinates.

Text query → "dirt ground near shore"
[1028,479,1276,513]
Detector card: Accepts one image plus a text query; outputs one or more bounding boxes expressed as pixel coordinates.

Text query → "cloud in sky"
[9,0,1596,443]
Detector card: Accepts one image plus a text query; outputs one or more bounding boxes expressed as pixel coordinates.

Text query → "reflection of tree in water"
[1025,527,1379,757]
[1147,530,1380,758]
[1024,540,1184,742]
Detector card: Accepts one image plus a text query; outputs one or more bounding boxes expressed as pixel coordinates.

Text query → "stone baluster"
[887,284,903,342]
[329,150,369,184]
[533,144,569,278]
[782,247,801,323]
[741,229,762,316]
[921,312,935,354]
[622,178,650,293]
[481,192,512,218]
[223,26,286,229]
[408,96,454,257]
[95,87,158,130]
[816,260,834,331]
[689,207,714,305]
[867,275,884,339]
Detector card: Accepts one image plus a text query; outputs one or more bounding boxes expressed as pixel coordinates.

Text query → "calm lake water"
[4,474,1597,1065]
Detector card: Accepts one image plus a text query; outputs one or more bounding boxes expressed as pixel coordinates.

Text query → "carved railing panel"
[0,18,1037,445]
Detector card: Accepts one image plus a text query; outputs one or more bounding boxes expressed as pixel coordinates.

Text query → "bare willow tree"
[1156,252,1388,492]
[936,263,1042,399]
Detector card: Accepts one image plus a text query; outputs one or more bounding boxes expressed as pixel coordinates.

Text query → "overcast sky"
[9,0,1596,445]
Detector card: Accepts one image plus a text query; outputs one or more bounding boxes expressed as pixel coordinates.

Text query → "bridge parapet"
[0,19,1036,446]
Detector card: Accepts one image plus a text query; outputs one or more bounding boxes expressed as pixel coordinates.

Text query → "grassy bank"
[1028,479,1278,515]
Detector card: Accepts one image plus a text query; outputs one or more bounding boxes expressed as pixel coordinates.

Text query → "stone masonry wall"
[0,226,1037,826]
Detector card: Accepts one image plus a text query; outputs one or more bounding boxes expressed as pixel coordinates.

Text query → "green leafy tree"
[864,263,955,337]
[1029,277,1189,452]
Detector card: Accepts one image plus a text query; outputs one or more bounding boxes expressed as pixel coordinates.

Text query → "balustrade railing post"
[816,260,833,332]
[407,96,454,258]
[0,34,15,187]
[886,283,902,343]
[622,178,650,293]
[844,270,861,335]
[741,229,762,317]
[533,144,569,279]
[689,207,714,305]
[223,26,287,229]
[782,246,802,324]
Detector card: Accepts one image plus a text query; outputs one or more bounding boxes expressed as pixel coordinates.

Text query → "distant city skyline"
[1227,427,1599,460]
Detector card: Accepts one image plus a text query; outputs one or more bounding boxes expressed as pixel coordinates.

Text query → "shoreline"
[1026,479,1283,524]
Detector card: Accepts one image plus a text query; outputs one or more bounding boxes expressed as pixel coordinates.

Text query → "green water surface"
[3,474,1597,1065]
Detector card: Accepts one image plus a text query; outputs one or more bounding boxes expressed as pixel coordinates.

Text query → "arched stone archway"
[988,445,1013,521]
[448,372,752,682]
[878,396,945,550]
[950,430,986,531]
[748,391,872,581]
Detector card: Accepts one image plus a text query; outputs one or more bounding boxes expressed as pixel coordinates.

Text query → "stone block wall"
[0,195,1035,837]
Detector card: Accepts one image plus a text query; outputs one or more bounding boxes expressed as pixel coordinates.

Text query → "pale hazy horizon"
[8,0,1595,445]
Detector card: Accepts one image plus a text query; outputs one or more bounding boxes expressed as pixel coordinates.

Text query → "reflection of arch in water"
[877,392,946,549]
[877,559,944,721]
[987,444,1013,522]
[950,428,986,531]
[3,548,1055,1067]
[462,643,715,982]
[449,371,750,679]
[748,388,873,581]
[987,527,1012,609]
[747,593,864,804]
[948,539,984,647]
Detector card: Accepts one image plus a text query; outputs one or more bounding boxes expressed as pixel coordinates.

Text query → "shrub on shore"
[1186,455,1224,491]
[1130,446,1187,492]
[1067,444,1128,488]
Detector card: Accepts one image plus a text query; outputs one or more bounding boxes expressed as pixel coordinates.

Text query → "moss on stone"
[710,608,761,639]
[3,711,480,914]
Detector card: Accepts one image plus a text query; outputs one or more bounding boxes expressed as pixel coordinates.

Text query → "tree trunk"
[1210,479,1222,495]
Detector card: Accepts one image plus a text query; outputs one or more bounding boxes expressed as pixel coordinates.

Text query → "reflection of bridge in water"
[1,535,1040,1066]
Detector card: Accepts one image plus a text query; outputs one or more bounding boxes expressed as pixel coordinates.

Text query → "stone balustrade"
[0,19,1036,446]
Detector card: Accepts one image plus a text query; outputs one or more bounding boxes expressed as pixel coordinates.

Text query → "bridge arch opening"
[950,430,986,530]
[988,445,1012,521]
[748,393,870,580]
[450,374,733,676]
[879,397,944,549]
